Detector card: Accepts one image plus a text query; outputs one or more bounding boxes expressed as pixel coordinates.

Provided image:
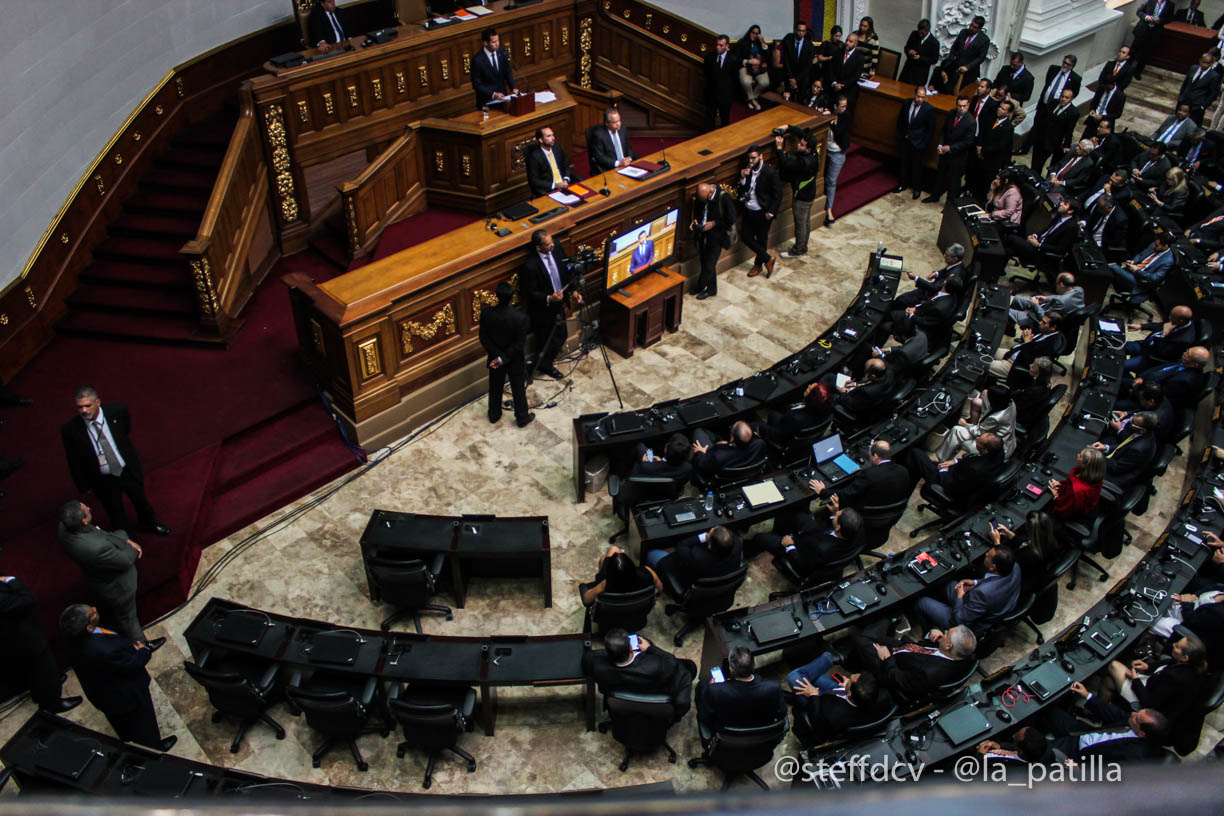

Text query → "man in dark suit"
[1083,168,1133,211]
[1178,0,1207,25]
[754,503,863,576]
[1107,632,1209,722]
[850,625,977,703]
[836,358,899,424]
[691,181,737,299]
[934,16,989,94]
[1001,196,1080,274]
[1082,80,1126,140]
[1131,0,1176,80]
[884,273,962,348]
[1092,119,1129,173]
[58,604,176,752]
[811,441,911,512]
[896,86,936,198]
[790,667,885,746]
[1094,410,1160,489]
[582,628,696,722]
[690,421,765,482]
[899,19,940,87]
[1124,305,1196,372]
[703,35,740,132]
[695,646,786,732]
[1153,103,1199,153]
[779,21,816,96]
[968,78,998,123]
[1048,139,1097,194]
[971,98,1015,199]
[1180,127,1215,173]
[628,436,693,483]
[907,433,1006,506]
[479,281,533,428]
[894,245,965,310]
[61,387,169,537]
[873,323,929,380]
[989,312,1066,382]
[587,108,638,175]
[1082,194,1128,255]
[1026,54,1082,153]
[737,146,782,278]
[520,229,579,381]
[1185,204,1224,250]
[915,545,1023,635]
[1122,346,1211,411]
[1031,87,1079,177]
[1042,680,1169,761]
[307,0,348,51]
[471,28,517,109]
[524,126,577,197]
[1130,142,1173,188]
[994,52,1034,105]
[0,577,81,713]
[649,525,743,598]
[1098,45,1136,91]
[831,33,865,112]
[923,94,977,203]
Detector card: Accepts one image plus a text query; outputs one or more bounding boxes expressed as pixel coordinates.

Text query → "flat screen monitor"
[604,208,679,292]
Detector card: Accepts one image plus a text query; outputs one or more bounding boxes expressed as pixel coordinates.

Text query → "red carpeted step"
[211,399,338,493]
[144,167,218,192]
[172,122,234,151]
[160,146,226,170]
[196,433,358,546]
[93,235,185,265]
[68,283,194,317]
[55,309,220,347]
[80,259,193,290]
[126,189,210,216]
[111,212,201,240]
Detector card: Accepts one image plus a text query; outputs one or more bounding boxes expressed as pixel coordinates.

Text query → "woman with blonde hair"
[1149,166,1188,221]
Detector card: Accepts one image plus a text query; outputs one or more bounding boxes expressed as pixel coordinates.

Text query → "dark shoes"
[763,254,776,278]
[146,637,166,652]
[922,195,941,204]
[543,366,565,381]
[911,190,922,200]
[894,185,906,193]
[695,291,714,300]
[516,413,536,428]
[488,412,501,424]
[157,735,178,752]
[145,523,172,537]
[42,696,83,714]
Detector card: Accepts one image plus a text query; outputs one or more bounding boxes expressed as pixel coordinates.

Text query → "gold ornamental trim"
[371,77,383,100]
[347,85,359,108]
[462,53,472,75]
[309,318,325,354]
[323,92,335,115]
[578,18,593,88]
[472,274,519,324]
[297,99,310,126]
[357,337,382,379]
[461,155,471,177]
[522,36,532,58]
[418,65,429,87]
[345,197,360,255]
[396,71,406,93]
[543,31,551,51]
[189,257,219,317]
[399,303,456,354]
[441,59,450,81]
[435,150,445,172]
[262,104,300,223]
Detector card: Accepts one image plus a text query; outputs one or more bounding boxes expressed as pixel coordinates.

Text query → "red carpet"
[829,146,897,218]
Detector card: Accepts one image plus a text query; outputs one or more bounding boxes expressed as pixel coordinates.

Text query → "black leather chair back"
[388,698,466,752]
[706,717,788,775]
[705,457,768,490]
[682,565,749,618]
[1030,548,1081,623]
[587,584,658,634]
[184,661,275,720]
[776,418,834,468]
[845,700,897,737]
[287,687,371,739]
[605,691,674,755]
[859,497,909,549]
[368,558,435,609]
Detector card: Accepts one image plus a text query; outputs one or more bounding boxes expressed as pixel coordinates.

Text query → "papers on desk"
[617,165,649,178]
[465,5,494,14]
[742,480,784,508]
[857,79,881,88]
[548,190,582,205]
[877,256,903,273]
[430,16,452,25]
[835,373,852,390]
[452,9,477,20]
[534,90,558,104]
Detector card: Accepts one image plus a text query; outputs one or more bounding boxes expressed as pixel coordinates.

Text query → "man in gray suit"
[57,501,163,649]
[914,545,1022,636]
[1008,272,1085,329]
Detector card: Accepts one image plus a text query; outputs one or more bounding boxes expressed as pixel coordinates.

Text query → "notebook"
[812,434,861,482]
[834,583,881,615]
[742,480,784,508]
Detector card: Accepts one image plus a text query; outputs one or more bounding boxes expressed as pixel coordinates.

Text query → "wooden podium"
[601,267,685,358]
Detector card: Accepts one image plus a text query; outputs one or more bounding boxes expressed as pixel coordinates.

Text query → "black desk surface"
[360,511,549,555]
[570,253,903,500]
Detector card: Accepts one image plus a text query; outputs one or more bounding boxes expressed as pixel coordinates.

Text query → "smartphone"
[1186,532,1204,546]
[710,667,726,683]
[1090,631,1115,650]
[645,448,655,462]
[1025,483,1045,497]
[847,594,868,610]
[1142,587,1167,600]
[628,633,640,651]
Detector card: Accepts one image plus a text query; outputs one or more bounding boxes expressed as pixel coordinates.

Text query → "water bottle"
[876,240,884,256]
[704,491,714,512]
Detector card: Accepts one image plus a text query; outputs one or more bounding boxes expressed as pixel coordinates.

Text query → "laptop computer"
[1079,390,1115,421]
[677,400,719,426]
[749,608,802,645]
[936,705,993,746]
[37,734,103,780]
[739,374,777,403]
[833,583,881,615]
[812,434,861,482]
[664,499,710,527]
[1019,660,1074,701]
[603,412,650,437]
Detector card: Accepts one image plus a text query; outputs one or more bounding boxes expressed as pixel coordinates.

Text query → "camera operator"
[522,229,583,381]
[775,125,820,257]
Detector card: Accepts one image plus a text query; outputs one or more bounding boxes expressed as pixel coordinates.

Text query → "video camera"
[565,246,600,287]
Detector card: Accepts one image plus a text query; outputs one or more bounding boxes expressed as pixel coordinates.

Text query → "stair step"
[56,310,222,348]
[94,235,184,265]
[213,400,336,492]
[172,122,234,151]
[111,213,200,240]
[126,189,209,216]
[160,146,225,170]
[144,167,218,192]
[68,283,194,318]
[79,260,192,290]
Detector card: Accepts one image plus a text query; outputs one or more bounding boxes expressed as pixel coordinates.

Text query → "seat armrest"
[386,682,403,702]
[662,568,686,599]
[358,676,379,707]
[257,661,280,690]
[195,647,213,669]
[608,474,621,497]
[287,667,305,689]
[427,551,447,578]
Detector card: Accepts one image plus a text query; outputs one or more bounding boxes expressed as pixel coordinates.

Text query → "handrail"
[338,128,425,260]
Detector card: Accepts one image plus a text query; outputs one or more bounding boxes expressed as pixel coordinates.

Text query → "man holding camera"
[776,126,820,257]
[737,147,782,278]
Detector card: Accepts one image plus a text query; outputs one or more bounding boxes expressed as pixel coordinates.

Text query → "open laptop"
[812,434,861,482]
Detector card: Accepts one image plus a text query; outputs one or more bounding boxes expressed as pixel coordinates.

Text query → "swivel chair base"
[397,743,477,788]
[381,604,453,634]
[211,709,286,754]
[688,756,769,791]
[1066,554,1109,590]
[664,603,701,647]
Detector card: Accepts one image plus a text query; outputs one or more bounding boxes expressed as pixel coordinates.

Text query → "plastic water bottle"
[704,491,714,511]
[876,240,884,256]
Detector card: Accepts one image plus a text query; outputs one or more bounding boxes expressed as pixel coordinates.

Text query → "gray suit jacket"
[58,523,138,605]
[1152,116,1195,153]
[1042,286,1085,317]
[955,566,1022,634]
[974,401,1018,457]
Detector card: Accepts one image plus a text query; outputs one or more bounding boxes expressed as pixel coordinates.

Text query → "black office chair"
[1008,247,1066,292]
[367,554,452,633]
[1025,548,1081,638]
[1015,382,1068,456]
[692,456,769,492]
[1105,274,1164,320]
[183,650,285,753]
[599,691,678,771]
[583,584,658,635]
[893,659,979,710]
[663,565,748,647]
[910,457,1025,538]
[1064,480,1148,588]
[608,474,686,543]
[1051,303,1099,376]
[767,418,833,469]
[286,671,388,772]
[1173,671,1224,756]
[857,497,910,553]
[794,700,897,751]
[386,683,478,788]
[974,591,1037,668]
[689,716,788,791]
[768,545,863,601]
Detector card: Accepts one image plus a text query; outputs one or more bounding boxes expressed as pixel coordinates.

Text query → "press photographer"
[775,125,821,257]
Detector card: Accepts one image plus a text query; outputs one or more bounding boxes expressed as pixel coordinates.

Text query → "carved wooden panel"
[393,298,459,358]
[592,14,704,126]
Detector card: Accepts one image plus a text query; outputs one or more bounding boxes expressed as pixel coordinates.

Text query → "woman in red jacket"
[1049,447,1105,521]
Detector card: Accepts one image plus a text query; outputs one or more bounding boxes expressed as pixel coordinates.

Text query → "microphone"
[660,142,670,170]
[600,171,610,196]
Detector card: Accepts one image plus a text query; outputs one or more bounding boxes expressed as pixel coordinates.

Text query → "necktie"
[92,420,123,477]
[545,150,563,187]
[893,644,939,656]
[975,98,984,116]
[1159,121,1178,143]
[993,116,1004,128]
[910,103,918,122]
[1108,433,1135,457]
[965,33,975,48]
[1039,217,1065,244]
[954,114,962,127]
[797,38,803,57]
[490,50,498,72]
[1098,90,1112,115]
[94,627,116,636]
[1055,104,1067,117]
[1014,67,1023,80]
[718,54,724,69]
[326,10,343,41]
[1056,157,1078,181]
[844,49,852,64]
[543,252,561,292]
[1202,214,1224,228]
[1135,250,1162,268]
[611,130,624,161]
[1113,61,1122,76]
[1195,68,1203,84]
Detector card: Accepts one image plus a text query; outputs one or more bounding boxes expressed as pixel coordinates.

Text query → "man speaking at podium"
[472,28,518,108]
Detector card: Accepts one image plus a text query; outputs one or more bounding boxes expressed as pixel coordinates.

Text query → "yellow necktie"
[545,150,563,188]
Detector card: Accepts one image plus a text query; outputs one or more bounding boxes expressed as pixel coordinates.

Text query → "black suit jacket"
[582,645,695,718]
[761,404,830,445]
[1053,694,1167,761]
[478,301,528,366]
[1034,216,1081,255]
[796,691,883,744]
[703,51,741,105]
[942,28,989,77]
[1132,320,1197,364]
[1006,331,1066,368]
[1099,59,1136,91]
[1040,102,1079,153]
[834,48,865,90]
[940,111,978,155]
[1176,7,1206,26]
[1132,662,1207,720]
[62,404,144,492]
[1086,206,1129,250]
[1180,601,1224,667]
[1137,362,1206,410]
[900,30,940,86]
[66,630,152,716]
[995,65,1035,103]
[0,578,49,654]
[737,164,783,217]
[1130,153,1172,188]
[1088,86,1126,122]
[520,245,572,327]
[691,437,766,480]
[524,143,577,196]
[470,47,515,108]
[896,100,936,149]
[1037,67,1082,107]
[978,116,1016,166]
[913,293,958,344]
[696,675,786,731]
[1134,0,1175,35]
[779,33,816,88]
[969,94,999,124]
[1104,428,1159,489]
[587,125,638,175]
[665,534,743,589]
[941,450,1005,504]
[789,525,860,574]
[840,370,898,422]
[856,635,972,702]
[1179,65,1222,109]
[695,189,739,250]
[1050,153,1096,191]
[307,3,347,46]
[832,460,912,511]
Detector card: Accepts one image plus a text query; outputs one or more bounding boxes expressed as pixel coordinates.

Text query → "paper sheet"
[534,91,558,104]
[742,480,785,507]
[616,165,649,178]
[466,5,493,14]
[548,191,581,205]
[857,79,880,88]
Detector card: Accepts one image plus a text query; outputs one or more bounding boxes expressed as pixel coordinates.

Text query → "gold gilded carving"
[174,76,184,98]
[602,0,610,8]
[623,9,630,18]
[561,26,569,47]
[543,31,550,51]
[347,85,358,108]
[700,42,707,52]
[395,71,406,93]
[25,287,35,308]
[309,319,325,354]
[60,233,69,244]
[645,13,652,28]
[472,275,519,323]
[357,337,382,379]
[323,92,334,115]
[522,36,532,58]
[680,33,688,42]
[662,25,670,33]
[579,18,593,88]
[189,258,219,317]
[0,314,7,326]
[262,104,300,223]
[399,303,456,354]
[462,53,471,75]
[154,105,164,116]
[461,155,471,177]
[513,137,535,170]
[345,197,360,254]
[371,77,383,100]
[295,0,312,16]
[297,100,310,126]
[435,151,445,172]
[113,153,123,165]
[132,131,141,142]
[418,65,429,87]
[441,59,450,81]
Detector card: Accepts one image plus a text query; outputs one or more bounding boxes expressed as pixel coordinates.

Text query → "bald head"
[864,358,887,380]
[1170,305,1193,325]
[731,421,754,446]
[697,182,715,201]
[1185,346,1211,368]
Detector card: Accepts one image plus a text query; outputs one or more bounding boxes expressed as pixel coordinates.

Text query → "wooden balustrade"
[339,128,426,259]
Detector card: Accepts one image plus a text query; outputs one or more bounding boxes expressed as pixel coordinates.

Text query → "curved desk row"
[183,598,593,736]
[571,252,903,500]
[701,318,1128,662]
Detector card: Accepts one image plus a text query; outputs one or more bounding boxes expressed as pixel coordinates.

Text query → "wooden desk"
[284,103,830,448]
[1151,22,1217,72]
[418,81,577,214]
[601,266,684,358]
[850,77,957,169]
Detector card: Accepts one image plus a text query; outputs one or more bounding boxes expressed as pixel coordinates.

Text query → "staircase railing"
[338,128,427,260]
[179,82,277,342]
